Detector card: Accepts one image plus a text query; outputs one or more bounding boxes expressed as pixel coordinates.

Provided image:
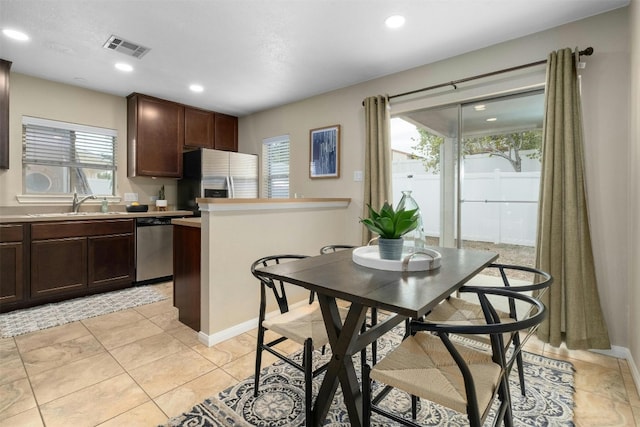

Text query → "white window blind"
[262,135,290,198]
[22,116,117,195]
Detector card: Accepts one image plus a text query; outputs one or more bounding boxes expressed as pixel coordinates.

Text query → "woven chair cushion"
[427,296,510,323]
[370,332,502,415]
[263,301,349,347]
[426,296,514,346]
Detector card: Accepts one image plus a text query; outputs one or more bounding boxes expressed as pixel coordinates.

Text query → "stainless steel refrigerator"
[178,149,258,214]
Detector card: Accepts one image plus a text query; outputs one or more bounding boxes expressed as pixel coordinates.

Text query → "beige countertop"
[171,217,201,228]
[196,197,350,204]
[0,210,194,223]
[196,197,351,213]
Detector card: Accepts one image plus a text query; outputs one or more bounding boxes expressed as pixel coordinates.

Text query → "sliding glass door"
[391,90,544,266]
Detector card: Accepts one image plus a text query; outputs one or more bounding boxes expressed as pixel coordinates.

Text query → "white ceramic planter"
[156,199,168,211]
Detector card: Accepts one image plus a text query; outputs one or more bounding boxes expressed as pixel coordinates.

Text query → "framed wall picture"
[309,124,340,179]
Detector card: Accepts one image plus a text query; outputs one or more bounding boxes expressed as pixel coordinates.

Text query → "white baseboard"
[592,345,640,396]
[197,299,310,347]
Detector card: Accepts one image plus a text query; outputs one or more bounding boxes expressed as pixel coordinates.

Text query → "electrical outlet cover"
[124,193,138,202]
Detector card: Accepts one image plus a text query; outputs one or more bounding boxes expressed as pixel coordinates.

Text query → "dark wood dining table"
[256,246,498,427]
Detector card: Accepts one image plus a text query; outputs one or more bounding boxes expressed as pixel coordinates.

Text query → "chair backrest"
[412,286,546,363]
[319,244,355,254]
[487,263,553,293]
[250,254,308,314]
[481,263,552,321]
[410,286,546,424]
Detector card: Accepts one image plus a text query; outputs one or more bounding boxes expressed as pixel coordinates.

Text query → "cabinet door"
[0,224,26,304]
[214,113,238,152]
[173,224,201,331]
[0,59,10,170]
[129,94,184,177]
[0,242,24,304]
[184,107,214,148]
[88,233,135,288]
[31,237,87,298]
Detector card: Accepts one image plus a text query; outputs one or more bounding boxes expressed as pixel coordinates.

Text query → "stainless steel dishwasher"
[135,216,174,283]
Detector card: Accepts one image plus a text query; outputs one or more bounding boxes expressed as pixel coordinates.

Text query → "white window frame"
[262,135,290,198]
[18,116,120,204]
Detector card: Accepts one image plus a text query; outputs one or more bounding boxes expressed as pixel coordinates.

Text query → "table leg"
[314,295,368,427]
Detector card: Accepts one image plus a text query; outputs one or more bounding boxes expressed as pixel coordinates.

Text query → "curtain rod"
[386,46,594,101]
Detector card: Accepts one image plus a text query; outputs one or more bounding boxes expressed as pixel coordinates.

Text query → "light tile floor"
[1,281,638,426]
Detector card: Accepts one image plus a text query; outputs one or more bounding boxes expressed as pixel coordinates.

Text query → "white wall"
[0,74,177,209]
[240,8,632,349]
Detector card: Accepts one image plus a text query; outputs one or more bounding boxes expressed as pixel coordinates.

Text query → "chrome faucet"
[72,191,96,213]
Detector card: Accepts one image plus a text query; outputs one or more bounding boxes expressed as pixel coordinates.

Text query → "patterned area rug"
[0,285,167,338]
[164,323,575,426]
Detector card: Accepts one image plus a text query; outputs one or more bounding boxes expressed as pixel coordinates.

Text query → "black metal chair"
[250,254,348,425]
[319,244,379,367]
[363,286,547,427]
[425,263,552,395]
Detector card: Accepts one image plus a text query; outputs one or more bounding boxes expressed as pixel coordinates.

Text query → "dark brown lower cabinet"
[0,224,27,305]
[88,233,135,288]
[22,219,135,309]
[31,237,87,298]
[173,224,201,331]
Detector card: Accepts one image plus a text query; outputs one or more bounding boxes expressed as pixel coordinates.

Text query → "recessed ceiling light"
[474,105,486,111]
[486,117,497,122]
[189,84,204,93]
[2,28,29,41]
[115,63,133,72]
[385,15,405,29]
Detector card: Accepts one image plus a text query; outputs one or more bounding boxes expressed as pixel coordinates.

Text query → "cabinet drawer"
[31,219,134,240]
[0,224,24,242]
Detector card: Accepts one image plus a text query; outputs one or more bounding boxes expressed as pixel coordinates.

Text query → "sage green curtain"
[362,95,392,245]
[535,48,610,349]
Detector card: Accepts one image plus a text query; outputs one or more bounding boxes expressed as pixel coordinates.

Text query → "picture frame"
[309,124,340,179]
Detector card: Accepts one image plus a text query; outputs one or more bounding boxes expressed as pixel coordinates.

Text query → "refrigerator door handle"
[227,176,234,198]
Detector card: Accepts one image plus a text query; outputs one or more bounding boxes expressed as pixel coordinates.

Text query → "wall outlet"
[124,193,138,202]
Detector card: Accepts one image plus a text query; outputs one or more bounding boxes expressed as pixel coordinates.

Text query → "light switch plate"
[353,171,363,182]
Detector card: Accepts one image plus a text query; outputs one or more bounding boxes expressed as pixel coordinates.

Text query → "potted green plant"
[360,202,419,260]
[156,185,167,211]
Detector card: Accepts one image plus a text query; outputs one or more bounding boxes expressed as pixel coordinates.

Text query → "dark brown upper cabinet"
[214,112,238,152]
[0,59,11,170]
[127,93,184,177]
[184,106,215,149]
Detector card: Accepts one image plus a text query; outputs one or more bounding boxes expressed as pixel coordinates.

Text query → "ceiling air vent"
[103,35,150,59]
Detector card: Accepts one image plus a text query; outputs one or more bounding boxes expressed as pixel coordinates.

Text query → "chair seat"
[428,296,510,323]
[426,296,516,345]
[370,332,502,415]
[263,301,349,347]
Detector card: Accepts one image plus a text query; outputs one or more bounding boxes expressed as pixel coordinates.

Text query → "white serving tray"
[352,246,442,272]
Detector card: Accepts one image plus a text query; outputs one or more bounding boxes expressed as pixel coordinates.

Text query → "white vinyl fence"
[392,168,540,247]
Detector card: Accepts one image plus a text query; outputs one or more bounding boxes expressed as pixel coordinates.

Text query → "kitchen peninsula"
[172,198,352,346]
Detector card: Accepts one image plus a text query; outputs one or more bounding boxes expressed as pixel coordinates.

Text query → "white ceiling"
[0,0,629,117]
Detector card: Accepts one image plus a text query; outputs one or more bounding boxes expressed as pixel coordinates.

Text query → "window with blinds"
[22,116,117,195]
[262,135,290,198]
